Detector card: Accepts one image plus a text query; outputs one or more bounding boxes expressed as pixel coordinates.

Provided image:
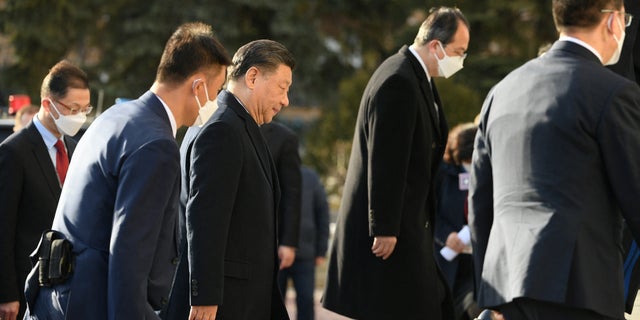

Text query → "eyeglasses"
[441,43,468,59]
[601,9,634,27]
[52,99,93,115]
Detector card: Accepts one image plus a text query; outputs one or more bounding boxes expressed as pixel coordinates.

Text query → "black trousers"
[497,298,622,320]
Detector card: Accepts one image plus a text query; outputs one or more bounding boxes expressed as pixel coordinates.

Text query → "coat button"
[191,279,198,285]
[161,297,168,305]
[192,290,199,297]
[171,257,179,265]
[431,142,436,149]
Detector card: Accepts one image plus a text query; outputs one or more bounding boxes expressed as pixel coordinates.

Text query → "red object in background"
[8,94,31,115]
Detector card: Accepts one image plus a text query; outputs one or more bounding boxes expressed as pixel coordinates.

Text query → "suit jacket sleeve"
[0,142,22,302]
[367,74,418,236]
[186,122,242,306]
[276,133,301,247]
[434,167,459,247]
[598,82,640,241]
[312,173,330,258]
[107,138,180,318]
[468,93,495,291]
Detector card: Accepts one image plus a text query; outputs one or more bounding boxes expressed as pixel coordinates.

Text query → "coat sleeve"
[367,74,418,236]
[275,132,301,247]
[186,122,243,306]
[0,142,22,302]
[107,137,180,319]
[598,82,640,242]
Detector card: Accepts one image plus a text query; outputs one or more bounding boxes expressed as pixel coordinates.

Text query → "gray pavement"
[290,261,640,320]
[283,285,640,320]
[284,288,350,320]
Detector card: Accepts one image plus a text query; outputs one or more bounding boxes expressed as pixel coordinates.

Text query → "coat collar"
[400,45,445,141]
[546,40,603,65]
[138,91,174,132]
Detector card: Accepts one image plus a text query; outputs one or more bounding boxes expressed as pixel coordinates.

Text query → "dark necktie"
[54,139,69,185]
[430,80,440,124]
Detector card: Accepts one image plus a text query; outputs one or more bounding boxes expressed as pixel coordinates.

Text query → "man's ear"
[41,99,51,112]
[245,67,259,89]
[428,39,442,57]
[189,73,206,94]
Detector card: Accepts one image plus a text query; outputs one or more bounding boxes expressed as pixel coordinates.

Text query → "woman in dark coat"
[434,122,480,320]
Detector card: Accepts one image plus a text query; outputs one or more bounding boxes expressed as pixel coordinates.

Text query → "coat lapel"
[431,80,449,146]
[25,123,61,194]
[402,46,443,141]
[219,91,275,190]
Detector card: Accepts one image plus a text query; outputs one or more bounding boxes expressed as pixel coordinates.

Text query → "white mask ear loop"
[202,83,211,101]
[193,79,204,108]
[48,98,62,119]
[607,12,621,35]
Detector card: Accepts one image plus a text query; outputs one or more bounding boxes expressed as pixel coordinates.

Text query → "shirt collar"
[153,94,177,137]
[230,91,251,115]
[33,114,59,148]
[409,44,432,83]
[558,35,603,63]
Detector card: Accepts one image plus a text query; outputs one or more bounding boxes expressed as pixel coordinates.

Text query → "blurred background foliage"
[0,0,558,205]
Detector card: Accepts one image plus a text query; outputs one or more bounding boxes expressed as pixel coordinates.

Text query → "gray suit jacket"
[25,91,181,320]
[469,40,640,319]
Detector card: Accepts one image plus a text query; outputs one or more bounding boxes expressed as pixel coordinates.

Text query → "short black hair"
[228,39,296,81]
[40,60,89,100]
[553,0,623,31]
[156,22,232,85]
[414,7,469,46]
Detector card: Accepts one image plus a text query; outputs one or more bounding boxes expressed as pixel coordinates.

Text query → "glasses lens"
[84,106,93,115]
[625,14,633,27]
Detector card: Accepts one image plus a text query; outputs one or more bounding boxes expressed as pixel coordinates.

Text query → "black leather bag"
[31,230,75,287]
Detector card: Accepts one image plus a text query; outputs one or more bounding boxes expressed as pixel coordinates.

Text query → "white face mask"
[48,99,86,136]
[192,80,218,127]
[434,41,465,78]
[605,14,626,66]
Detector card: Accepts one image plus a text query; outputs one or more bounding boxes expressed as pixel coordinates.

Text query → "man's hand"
[189,305,218,320]
[371,236,397,260]
[0,301,19,320]
[278,245,296,270]
[446,232,466,253]
[315,256,326,266]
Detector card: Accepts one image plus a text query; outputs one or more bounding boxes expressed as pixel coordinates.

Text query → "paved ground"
[283,260,640,320]
[286,291,640,320]
[288,292,640,319]
[284,288,350,320]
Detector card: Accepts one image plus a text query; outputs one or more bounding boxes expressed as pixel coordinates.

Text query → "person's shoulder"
[1,124,35,149]
[198,117,241,142]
